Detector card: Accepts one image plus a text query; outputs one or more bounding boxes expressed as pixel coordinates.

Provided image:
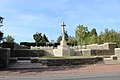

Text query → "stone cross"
[61,22,66,41]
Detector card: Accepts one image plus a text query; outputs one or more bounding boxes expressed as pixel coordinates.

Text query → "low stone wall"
[115,48,120,60]
[91,50,115,56]
[82,49,91,56]
[81,49,115,56]
[74,50,82,56]
[0,48,10,68]
[44,49,54,56]
[31,57,103,66]
[2,42,29,50]
[11,49,45,57]
[31,46,53,50]
[86,43,116,50]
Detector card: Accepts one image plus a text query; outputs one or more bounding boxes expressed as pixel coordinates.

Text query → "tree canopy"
[57,31,69,43]
[33,32,43,44]
[42,34,49,42]
[75,25,88,45]
[75,24,120,47]
[33,32,49,45]
[0,16,4,42]
[5,35,15,42]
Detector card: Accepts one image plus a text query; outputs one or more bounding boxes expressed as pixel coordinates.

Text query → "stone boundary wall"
[115,48,120,60]
[0,48,10,68]
[30,46,55,56]
[11,49,45,57]
[91,50,115,56]
[11,49,55,57]
[82,49,91,56]
[30,57,103,66]
[81,49,115,56]
[14,43,30,49]
[86,43,116,50]
[31,46,54,50]
[44,49,54,56]
[81,43,116,56]
[74,50,82,56]
[2,42,29,50]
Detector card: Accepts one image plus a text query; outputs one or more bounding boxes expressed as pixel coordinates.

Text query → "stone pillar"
[0,48,10,68]
[115,48,120,60]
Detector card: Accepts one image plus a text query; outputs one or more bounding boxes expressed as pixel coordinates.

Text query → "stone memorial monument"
[53,22,73,57]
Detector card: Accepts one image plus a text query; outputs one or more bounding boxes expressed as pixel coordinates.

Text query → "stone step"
[17,57,30,60]
[9,57,38,63]
[8,60,47,69]
[8,63,47,69]
[17,60,31,63]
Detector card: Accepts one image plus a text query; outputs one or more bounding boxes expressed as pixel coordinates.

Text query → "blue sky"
[0,0,120,43]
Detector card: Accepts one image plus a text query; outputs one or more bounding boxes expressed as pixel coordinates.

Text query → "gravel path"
[0,64,120,78]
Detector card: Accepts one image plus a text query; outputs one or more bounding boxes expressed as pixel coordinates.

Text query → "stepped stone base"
[53,40,74,57]
[8,59,47,69]
[53,45,71,57]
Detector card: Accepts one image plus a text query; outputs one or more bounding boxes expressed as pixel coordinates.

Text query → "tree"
[33,32,42,45]
[67,36,77,46]
[86,35,96,44]
[86,28,98,44]
[57,36,62,43]
[5,35,14,42]
[57,31,69,43]
[90,28,97,36]
[33,32,49,46]
[0,16,4,27]
[0,16,4,42]
[0,31,3,42]
[42,34,49,42]
[75,25,88,45]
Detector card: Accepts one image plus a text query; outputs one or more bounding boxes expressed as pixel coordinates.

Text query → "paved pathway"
[0,64,120,80]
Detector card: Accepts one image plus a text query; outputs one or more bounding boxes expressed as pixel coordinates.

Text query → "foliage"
[85,28,98,44]
[33,32,49,45]
[57,36,62,43]
[33,32,42,45]
[0,16,4,26]
[67,36,77,46]
[42,34,49,42]
[57,31,69,43]
[0,16,4,42]
[75,25,88,45]
[5,35,14,42]
[75,24,120,47]
[0,31,3,42]
[97,29,120,47]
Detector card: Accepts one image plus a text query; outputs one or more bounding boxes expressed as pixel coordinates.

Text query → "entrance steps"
[8,57,47,69]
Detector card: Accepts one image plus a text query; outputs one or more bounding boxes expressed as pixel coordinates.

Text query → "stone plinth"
[115,48,120,60]
[53,40,71,57]
[0,48,10,68]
